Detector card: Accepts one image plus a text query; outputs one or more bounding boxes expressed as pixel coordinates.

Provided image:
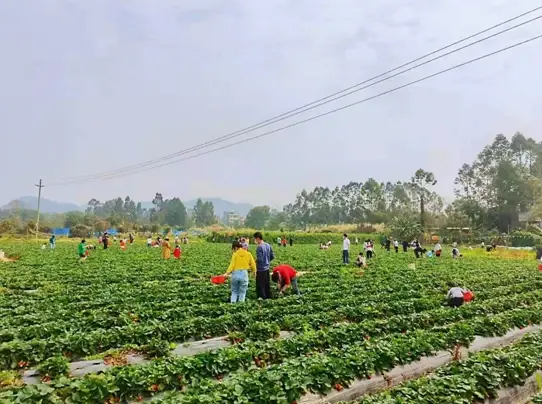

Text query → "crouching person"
[447,284,467,308]
[272,264,301,296]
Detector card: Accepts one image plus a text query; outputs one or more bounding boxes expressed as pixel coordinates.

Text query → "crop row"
[1,256,533,333]
[151,306,542,404]
[356,329,542,403]
[3,291,542,403]
[2,261,536,335]
[2,276,540,370]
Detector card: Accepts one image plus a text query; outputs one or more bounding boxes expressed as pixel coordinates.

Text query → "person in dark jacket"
[254,232,274,300]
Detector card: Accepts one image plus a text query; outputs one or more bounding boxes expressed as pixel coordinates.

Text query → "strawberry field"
[1,240,542,403]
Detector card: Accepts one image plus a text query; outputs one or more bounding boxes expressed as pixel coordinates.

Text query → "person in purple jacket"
[253,231,275,300]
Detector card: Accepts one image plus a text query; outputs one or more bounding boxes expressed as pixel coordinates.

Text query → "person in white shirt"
[342,234,351,264]
[434,242,442,257]
[365,240,374,259]
[452,247,461,259]
[393,239,399,253]
[447,285,467,307]
[146,237,153,247]
[355,252,367,268]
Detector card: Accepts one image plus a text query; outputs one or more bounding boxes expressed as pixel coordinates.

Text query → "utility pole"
[35,179,44,240]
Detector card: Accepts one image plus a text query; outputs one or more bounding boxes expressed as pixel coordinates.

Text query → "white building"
[223,211,244,227]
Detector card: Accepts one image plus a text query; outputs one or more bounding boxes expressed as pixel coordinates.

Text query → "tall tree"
[64,211,86,228]
[152,193,164,211]
[245,206,271,229]
[192,199,216,226]
[162,198,188,227]
[454,133,542,232]
[410,169,437,228]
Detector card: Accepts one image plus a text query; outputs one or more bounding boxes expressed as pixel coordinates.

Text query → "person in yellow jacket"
[222,240,256,303]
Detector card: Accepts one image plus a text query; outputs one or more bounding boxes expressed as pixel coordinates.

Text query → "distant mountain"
[1,196,83,213]
[2,196,253,216]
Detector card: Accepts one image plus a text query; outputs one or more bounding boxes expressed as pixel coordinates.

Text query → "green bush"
[509,231,542,247]
[206,231,379,245]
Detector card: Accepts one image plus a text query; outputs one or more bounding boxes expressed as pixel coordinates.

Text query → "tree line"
[1,133,541,236]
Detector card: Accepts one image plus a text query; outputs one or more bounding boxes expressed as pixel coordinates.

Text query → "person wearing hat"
[222,241,256,303]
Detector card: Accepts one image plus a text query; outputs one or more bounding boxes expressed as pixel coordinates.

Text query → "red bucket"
[211,275,226,284]
[538,263,542,271]
[463,290,474,302]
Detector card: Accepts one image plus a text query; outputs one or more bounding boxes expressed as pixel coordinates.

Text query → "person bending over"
[272,264,300,295]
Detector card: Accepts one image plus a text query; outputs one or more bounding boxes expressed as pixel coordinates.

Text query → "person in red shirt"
[173,244,182,259]
[272,264,300,295]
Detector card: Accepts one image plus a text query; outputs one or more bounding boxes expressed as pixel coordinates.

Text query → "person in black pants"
[402,241,409,253]
[447,286,466,307]
[254,232,274,300]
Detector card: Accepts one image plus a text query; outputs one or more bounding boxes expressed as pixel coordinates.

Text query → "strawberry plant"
[36,356,69,379]
[2,240,542,402]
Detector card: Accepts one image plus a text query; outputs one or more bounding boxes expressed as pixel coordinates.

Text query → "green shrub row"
[509,231,542,247]
[206,231,378,245]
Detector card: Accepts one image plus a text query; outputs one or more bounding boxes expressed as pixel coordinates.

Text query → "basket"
[463,290,474,302]
[407,263,416,270]
[211,275,226,284]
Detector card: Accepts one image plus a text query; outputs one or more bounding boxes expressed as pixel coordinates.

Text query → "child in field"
[120,239,126,251]
[173,244,182,259]
[78,239,87,262]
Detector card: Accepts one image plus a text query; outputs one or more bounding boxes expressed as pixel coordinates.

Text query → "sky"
[1,0,541,208]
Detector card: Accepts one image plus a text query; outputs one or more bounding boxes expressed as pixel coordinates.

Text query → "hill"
[2,197,254,216]
[1,196,83,213]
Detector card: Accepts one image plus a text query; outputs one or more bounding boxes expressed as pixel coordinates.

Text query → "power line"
[52,33,542,186]
[50,6,542,185]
